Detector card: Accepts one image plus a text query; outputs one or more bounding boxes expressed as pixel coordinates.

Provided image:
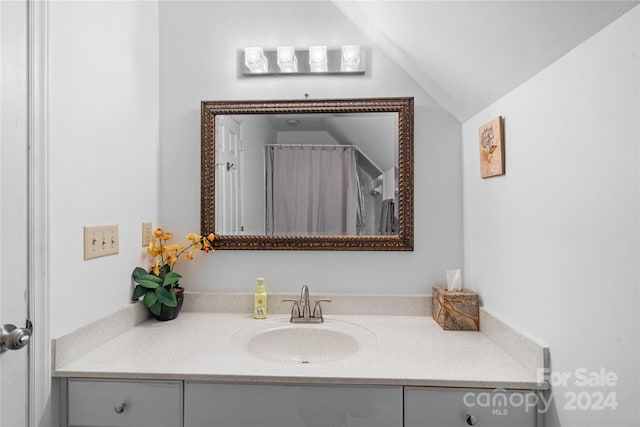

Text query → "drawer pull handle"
[114,403,126,414]
[465,413,478,425]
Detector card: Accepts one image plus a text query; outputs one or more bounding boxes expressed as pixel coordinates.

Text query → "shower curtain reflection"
[265,145,363,235]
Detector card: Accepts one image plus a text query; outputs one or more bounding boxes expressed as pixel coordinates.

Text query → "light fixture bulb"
[244,47,269,73]
[277,46,298,73]
[341,45,360,72]
[308,45,328,72]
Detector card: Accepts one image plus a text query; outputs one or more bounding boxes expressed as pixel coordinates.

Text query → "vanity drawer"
[404,386,539,427]
[67,378,182,427]
[184,382,403,427]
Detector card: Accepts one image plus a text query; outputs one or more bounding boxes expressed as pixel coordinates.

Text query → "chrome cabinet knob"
[465,413,478,425]
[114,403,126,414]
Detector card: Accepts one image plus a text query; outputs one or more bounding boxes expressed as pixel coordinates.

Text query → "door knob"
[1,320,33,352]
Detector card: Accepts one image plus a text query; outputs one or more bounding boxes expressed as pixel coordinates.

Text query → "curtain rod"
[265,143,383,175]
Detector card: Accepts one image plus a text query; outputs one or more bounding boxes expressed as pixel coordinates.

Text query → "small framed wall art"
[478,116,505,178]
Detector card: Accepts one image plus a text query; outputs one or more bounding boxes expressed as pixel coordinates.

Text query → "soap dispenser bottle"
[254,277,267,319]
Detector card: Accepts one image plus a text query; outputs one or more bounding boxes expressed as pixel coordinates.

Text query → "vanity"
[53,292,549,427]
[54,97,547,426]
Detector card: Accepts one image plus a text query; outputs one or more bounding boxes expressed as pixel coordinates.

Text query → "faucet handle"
[312,299,332,320]
[282,298,300,318]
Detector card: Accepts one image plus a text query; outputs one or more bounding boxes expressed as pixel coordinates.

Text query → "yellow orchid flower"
[161,232,173,241]
[164,244,180,252]
[166,253,177,266]
[154,228,163,238]
[151,259,161,276]
[186,233,201,243]
[208,233,215,241]
[148,241,160,257]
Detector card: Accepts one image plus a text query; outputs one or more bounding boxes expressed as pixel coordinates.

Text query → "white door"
[0,1,32,426]
[215,116,244,234]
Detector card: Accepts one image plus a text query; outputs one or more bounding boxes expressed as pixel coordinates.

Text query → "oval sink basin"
[232,319,376,364]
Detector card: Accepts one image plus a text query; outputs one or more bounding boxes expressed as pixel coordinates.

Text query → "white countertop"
[53,299,548,390]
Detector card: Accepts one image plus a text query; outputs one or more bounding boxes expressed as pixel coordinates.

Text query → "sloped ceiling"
[334,1,639,122]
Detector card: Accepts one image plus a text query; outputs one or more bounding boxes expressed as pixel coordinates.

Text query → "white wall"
[49,1,159,338]
[462,8,639,427]
[159,1,462,294]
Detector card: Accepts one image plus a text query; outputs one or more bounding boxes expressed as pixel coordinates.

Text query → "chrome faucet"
[283,285,331,323]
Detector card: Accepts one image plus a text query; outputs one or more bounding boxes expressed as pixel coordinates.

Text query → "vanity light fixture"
[341,45,360,72]
[277,46,298,73]
[244,47,269,73]
[241,45,366,75]
[308,45,328,73]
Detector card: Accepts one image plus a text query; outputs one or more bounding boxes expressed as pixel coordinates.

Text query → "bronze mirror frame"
[201,97,414,251]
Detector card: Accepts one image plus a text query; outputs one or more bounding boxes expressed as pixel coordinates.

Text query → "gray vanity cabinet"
[63,379,541,427]
[404,387,539,427]
[66,379,183,427]
[184,382,403,427]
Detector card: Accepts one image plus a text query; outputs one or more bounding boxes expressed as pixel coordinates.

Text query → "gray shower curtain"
[265,145,362,235]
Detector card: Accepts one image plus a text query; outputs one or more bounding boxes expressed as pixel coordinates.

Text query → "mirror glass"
[201,98,413,250]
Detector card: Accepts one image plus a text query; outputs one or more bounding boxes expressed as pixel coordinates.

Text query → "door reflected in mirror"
[201,98,414,250]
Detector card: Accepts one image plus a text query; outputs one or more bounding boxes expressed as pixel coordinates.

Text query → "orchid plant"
[132,228,215,316]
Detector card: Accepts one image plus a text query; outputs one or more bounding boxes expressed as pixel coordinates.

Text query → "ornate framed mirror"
[201,97,413,250]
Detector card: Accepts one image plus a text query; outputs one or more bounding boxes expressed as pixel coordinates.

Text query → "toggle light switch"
[83,224,119,260]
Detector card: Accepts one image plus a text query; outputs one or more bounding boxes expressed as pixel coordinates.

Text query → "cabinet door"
[67,379,182,427]
[185,382,402,427]
[404,387,538,427]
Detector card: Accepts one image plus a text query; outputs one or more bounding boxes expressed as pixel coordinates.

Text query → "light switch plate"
[83,225,119,260]
[142,222,153,247]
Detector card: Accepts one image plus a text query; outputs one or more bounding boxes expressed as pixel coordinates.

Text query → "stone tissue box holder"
[432,287,479,331]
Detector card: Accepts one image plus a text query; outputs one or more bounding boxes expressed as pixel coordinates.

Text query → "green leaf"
[136,279,160,289]
[132,267,148,279]
[135,274,162,283]
[148,301,161,316]
[143,291,158,308]
[132,285,147,300]
[162,272,182,287]
[156,287,177,307]
[159,264,171,277]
